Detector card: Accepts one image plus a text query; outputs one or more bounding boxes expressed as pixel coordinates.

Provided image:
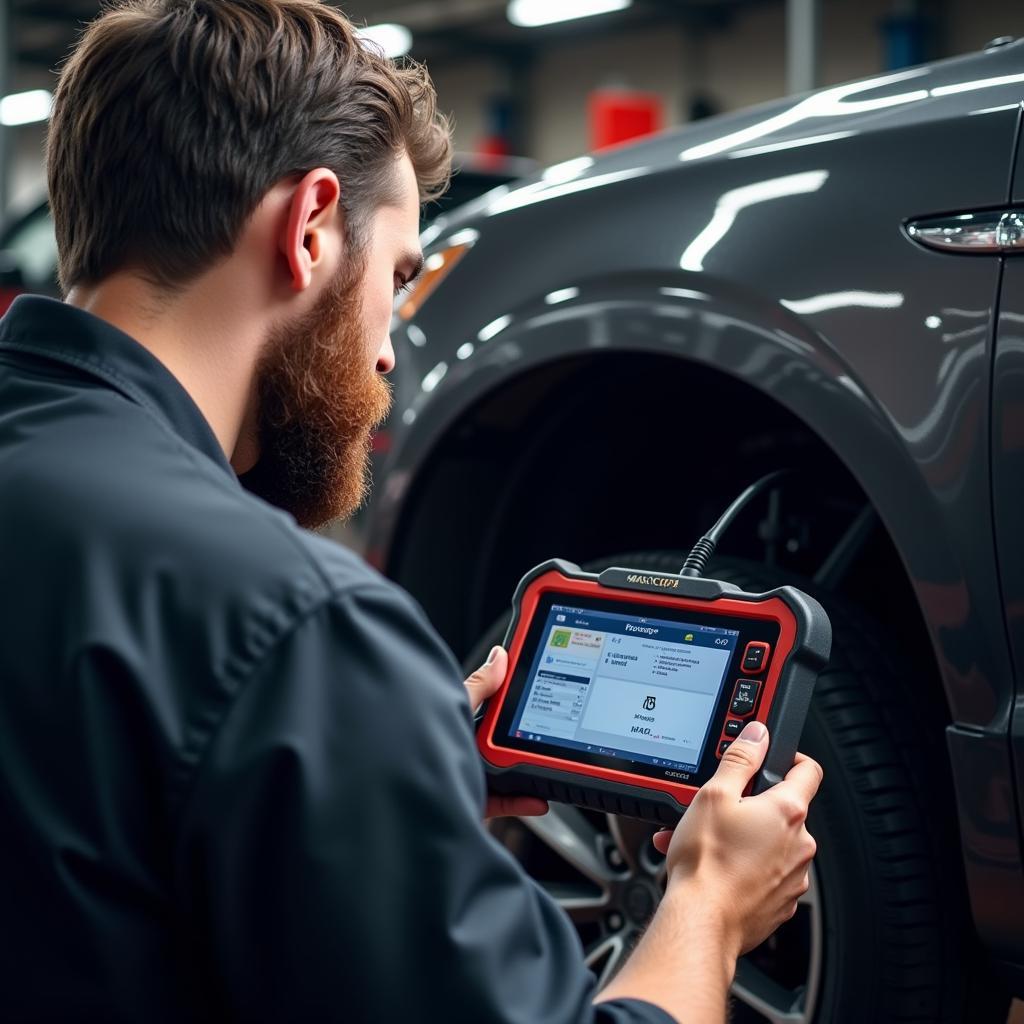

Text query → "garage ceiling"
[9,0,751,79]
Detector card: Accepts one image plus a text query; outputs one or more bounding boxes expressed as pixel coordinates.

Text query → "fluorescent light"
[356,23,412,58]
[0,90,52,127]
[508,0,632,29]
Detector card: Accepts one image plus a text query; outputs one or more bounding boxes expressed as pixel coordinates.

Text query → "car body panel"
[369,44,1024,967]
[993,258,1024,950]
[1014,105,1024,203]
[379,77,1019,728]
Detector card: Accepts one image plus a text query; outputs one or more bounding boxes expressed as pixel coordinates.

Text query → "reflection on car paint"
[779,291,904,314]
[679,170,829,271]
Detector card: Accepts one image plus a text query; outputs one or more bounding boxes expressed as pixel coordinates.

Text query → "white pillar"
[786,0,820,96]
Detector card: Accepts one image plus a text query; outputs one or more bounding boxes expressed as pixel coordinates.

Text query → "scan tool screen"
[504,601,739,773]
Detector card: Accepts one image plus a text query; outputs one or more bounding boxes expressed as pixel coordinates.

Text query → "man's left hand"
[465,646,549,820]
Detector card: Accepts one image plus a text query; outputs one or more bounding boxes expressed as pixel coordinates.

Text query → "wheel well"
[388,351,944,718]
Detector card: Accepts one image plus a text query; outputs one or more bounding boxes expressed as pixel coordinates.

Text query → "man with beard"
[0,2,821,1022]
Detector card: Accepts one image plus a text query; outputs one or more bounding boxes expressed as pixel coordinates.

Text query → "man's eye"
[394,275,411,297]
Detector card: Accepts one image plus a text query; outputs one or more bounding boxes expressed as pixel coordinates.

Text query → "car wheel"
[469,553,1006,1023]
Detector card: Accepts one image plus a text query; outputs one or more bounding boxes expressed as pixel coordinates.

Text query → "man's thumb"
[464,646,508,713]
[712,721,769,793]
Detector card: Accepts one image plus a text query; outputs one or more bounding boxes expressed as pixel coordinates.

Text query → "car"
[366,37,1024,1024]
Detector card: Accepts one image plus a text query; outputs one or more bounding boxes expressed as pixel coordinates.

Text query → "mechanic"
[0,2,821,1021]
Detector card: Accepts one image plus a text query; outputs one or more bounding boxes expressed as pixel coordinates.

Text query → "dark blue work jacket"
[0,296,672,1023]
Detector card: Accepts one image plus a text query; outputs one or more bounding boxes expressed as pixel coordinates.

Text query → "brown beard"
[239,268,392,530]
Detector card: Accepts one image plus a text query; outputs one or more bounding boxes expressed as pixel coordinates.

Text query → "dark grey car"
[367,38,1024,1023]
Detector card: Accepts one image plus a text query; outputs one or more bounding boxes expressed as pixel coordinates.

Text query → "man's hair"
[47,0,452,292]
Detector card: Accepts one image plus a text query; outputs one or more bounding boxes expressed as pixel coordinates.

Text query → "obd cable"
[679,470,793,578]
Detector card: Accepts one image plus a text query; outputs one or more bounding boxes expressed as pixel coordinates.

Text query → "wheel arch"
[370,275,954,719]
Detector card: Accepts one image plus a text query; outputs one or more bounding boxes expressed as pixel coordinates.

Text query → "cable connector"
[679,537,716,578]
[680,469,792,578]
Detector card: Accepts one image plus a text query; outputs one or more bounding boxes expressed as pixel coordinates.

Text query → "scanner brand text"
[626,574,680,589]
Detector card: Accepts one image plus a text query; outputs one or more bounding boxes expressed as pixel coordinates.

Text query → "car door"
[994,120,1024,962]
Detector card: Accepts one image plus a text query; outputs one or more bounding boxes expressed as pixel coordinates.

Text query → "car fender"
[374,271,995,719]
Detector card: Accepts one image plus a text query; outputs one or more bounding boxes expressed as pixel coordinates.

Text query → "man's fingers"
[464,646,508,713]
[779,753,824,805]
[710,721,769,796]
[652,828,673,855]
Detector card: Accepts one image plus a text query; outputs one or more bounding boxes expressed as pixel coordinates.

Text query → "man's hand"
[465,646,548,820]
[655,721,822,956]
[596,723,821,1024]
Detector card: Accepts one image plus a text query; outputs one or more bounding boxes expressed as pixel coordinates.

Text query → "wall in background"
[433,0,1022,163]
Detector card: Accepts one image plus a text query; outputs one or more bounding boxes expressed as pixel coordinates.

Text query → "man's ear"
[281,169,342,292]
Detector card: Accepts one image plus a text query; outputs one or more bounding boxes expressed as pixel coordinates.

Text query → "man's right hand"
[656,721,821,956]
[596,723,822,1023]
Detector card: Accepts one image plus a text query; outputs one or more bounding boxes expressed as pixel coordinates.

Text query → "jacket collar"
[0,295,235,477]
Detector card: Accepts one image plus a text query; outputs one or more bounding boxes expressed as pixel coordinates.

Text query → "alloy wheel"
[490,803,822,1023]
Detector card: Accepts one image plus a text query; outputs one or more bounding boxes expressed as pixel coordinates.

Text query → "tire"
[469,552,1007,1023]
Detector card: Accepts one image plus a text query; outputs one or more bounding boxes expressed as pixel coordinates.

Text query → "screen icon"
[550,629,571,648]
[556,614,567,622]
[684,633,694,642]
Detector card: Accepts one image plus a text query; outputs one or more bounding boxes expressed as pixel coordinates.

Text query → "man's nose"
[376,333,396,375]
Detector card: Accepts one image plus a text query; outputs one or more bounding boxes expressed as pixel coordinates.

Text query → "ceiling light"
[508,0,632,29]
[356,23,412,58]
[0,90,53,127]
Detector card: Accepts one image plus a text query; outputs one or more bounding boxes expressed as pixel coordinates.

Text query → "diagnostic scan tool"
[476,475,832,824]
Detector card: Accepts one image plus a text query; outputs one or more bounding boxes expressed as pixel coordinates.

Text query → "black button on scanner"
[730,679,761,717]
[741,641,770,674]
[724,718,743,738]
[718,740,732,756]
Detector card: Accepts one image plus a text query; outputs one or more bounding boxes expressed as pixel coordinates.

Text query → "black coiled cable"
[679,469,792,578]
